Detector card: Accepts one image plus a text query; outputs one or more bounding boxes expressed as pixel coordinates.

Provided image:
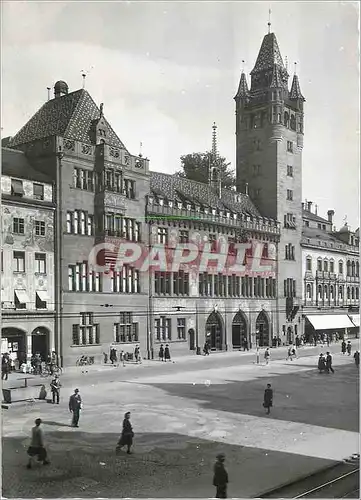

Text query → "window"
[305,221,309,227]
[339,286,343,299]
[72,313,100,346]
[339,261,343,274]
[114,313,139,343]
[322,224,326,231]
[111,267,140,293]
[33,183,44,200]
[351,288,355,300]
[356,288,359,300]
[290,115,296,131]
[173,272,189,296]
[287,141,293,153]
[284,213,296,229]
[285,244,295,260]
[199,273,213,296]
[317,259,322,272]
[178,230,189,243]
[284,112,290,127]
[66,212,72,233]
[73,168,94,191]
[323,260,328,272]
[13,218,25,234]
[306,283,312,299]
[13,251,25,272]
[155,316,172,341]
[35,253,46,274]
[347,287,350,300]
[351,262,355,277]
[68,262,103,292]
[318,285,322,299]
[284,278,296,297]
[306,257,312,271]
[330,285,334,300]
[11,179,24,197]
[330,260,334,273]
[177,318,186,340]
[123,179,135,199]
[324,285,328,299]
[287,165,293,177]
[14,290,26,309]
[35,221,46,236]
[157,227,168,244]
[287,189,293,201]
[1,251,3,272]
[154,272,171,295]
[356,262,359,277]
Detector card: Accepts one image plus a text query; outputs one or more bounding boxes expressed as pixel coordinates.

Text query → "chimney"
[327,210,335,224]
[307,201,312,212]
[315,204,318,215]
[245,182,249,196]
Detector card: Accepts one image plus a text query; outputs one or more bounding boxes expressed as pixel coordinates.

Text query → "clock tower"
[235,31,305,343]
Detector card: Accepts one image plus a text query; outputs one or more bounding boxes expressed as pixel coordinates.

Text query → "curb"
[256,453,360,498]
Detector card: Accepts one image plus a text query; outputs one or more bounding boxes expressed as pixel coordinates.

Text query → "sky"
[1,1,359,230]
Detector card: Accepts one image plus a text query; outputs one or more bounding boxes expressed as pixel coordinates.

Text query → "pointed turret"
[251,33,286,74]
[234,72,250,100]
[289,73,305,101]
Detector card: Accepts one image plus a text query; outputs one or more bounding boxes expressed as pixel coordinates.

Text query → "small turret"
[234,71,250,101]
[209,122,222,197]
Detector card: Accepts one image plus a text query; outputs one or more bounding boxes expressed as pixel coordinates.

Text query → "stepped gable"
[149,171,261,217]
[10,89,127,150]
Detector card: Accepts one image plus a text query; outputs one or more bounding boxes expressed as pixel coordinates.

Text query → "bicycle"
[40,364,62,377]
[76,355,94,366]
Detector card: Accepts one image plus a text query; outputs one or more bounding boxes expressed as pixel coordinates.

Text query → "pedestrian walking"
[134,345,141,363]
[325,352,334,374]
[159,344,164,362]
[264,347,270,365]
[346,341,352,356]
[213,453,228,499]
[263,383,273,415]
[103,352,108,364]
[120,350,126,367]
[354,351,359,368]
[69,388,82,427]
[255,347,260,364]
[1,353,10,380]
[26,418,50,469]
[116,412,134,454]
[203,342,210,355]
[50,374,61,404]
[286,346,295,361]
[164,344,171,362]
[341,340,347,354]
[318,353,326,373]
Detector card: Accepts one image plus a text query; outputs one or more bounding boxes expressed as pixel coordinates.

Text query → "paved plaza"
[2,345,359,498]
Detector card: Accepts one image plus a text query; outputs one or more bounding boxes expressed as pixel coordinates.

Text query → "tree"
[175,152,236,189]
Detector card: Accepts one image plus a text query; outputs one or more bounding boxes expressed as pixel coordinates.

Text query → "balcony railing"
[146,204,281,235]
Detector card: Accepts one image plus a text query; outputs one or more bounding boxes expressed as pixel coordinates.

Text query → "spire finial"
[212,122,218,158]
[139,141,143,158]
[268,8,271,34]
[294,62,297,75]
[81,72,86,89]
[47,87,51,101]
[241,59,245,72]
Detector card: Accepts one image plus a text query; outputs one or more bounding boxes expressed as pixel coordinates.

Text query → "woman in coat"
[158,344,164,361]
[116,412,134,454]
[263,383,273,415]
[318,353,326,373]
[164,344,171,362]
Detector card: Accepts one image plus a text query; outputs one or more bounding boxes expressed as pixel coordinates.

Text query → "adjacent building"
[301,202,359,340]
[1,148,55,361]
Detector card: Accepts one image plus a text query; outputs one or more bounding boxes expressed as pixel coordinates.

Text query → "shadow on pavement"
[2,430,334,498]
[147,365,359,432]
[42,421,73,428]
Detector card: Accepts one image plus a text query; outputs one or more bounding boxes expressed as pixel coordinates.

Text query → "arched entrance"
[232,311,248,349]
[255,311,270,347]
[31,327,49,361]
[205,312,223,350]
[188,329,195,351]
[2,327,26,362]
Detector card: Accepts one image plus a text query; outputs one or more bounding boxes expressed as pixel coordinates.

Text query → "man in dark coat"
[116,412,134,454]
[341,340,347,354]
[27,418,50,468]
[1,353,10,380]
[325,352,334,374]
[159,344,164,361]
[213,453,228,498]
[354,351,360,368]
[69,388,82,427]
[346,341,352,356]
[263,383,273,415]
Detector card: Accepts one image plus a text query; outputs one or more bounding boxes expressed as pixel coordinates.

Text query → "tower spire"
[268,8,271,34]
[212,122,218,158]
[294,61,297,75]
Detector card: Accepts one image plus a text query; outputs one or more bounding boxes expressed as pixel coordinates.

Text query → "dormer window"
[159,198,164,206]
[186,204,191,210]
[212,209,216,215]
[11,179,24,197]
[226,212,230,218]
[148,196,154,205]
[204,208,209,214]
[233,213,237,220]
[177,202,183,209]
[168,200,173,208]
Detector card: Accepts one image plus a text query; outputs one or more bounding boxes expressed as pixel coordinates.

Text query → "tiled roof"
[302,226,351,246]
[302,209,329,224]
[9,89,127,150]
[149,172,261,217]
[251,33,285,73]
[234,72,250,99]
[290,74,305,100]
[270,64,283,88]
[1,148,52,184]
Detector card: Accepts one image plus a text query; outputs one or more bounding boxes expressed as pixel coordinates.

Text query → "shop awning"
[15,289,29,304]
[306,314,355,331]
[36,290,48,302]
[349,314,360,327]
